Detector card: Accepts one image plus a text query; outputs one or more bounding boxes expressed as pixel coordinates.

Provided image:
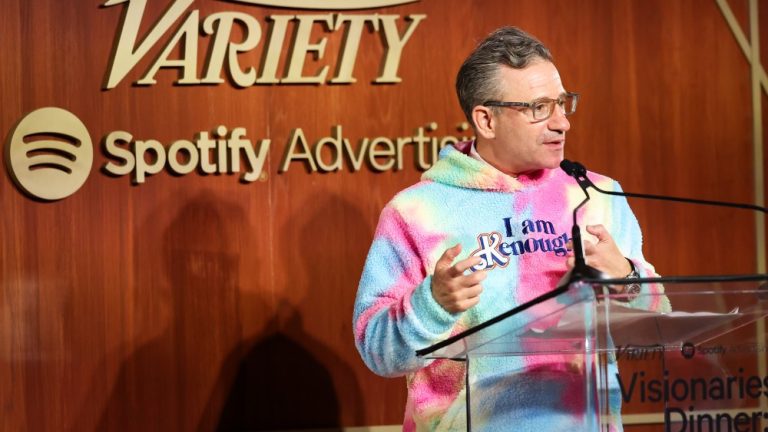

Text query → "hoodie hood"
[421,141,556,193]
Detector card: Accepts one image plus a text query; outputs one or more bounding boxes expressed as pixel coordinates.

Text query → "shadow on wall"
[90,191,246,432]
[212,192,370,430]
[85,189,369,431]
[213,301,346,431]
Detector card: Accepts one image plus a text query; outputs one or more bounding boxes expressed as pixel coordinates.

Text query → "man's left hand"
[566,224,632,278]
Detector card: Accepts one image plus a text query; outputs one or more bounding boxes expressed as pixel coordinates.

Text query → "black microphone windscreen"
[560,159,587,177]
[560,159,577,176]
[572,161,587,176]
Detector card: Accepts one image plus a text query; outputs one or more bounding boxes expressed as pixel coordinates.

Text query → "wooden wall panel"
[1,0,766,430]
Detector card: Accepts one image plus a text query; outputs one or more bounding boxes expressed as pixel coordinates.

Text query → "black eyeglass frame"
[482,92,580,121]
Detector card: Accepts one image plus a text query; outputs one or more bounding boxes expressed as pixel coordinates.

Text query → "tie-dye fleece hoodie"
[353,141,670,431]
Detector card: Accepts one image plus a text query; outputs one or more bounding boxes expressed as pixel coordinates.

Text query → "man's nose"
[548,106,571,132]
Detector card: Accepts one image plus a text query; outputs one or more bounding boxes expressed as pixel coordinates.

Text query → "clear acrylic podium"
[416,275,768,431]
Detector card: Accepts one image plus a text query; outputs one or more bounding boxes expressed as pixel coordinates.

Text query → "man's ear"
[472,106,495,139]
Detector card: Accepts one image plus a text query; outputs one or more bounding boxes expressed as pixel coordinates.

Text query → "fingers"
[449,281,484,300]
[443,292,482,313]
[569,226,632,278]
[434,278,485,314]
[452,255,483,275]
[440,269,486,295]
[460,267,488,287]
[432,245,487,313]
[435,244,462,271]
[581,225,632,277]
[454,285,483,310]
[435,244,483,277]
[581,238,597,255]
[567,240,594,268]
[586,224,609,242]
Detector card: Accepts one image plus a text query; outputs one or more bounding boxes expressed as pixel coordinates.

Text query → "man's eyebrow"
[532,92,567,101]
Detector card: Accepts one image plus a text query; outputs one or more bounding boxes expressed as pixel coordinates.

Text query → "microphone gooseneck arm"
[560,158,768,286]
[570,178,591,275]
[559,160,603,282]
[562,159,768,214]
[593,183,768,214]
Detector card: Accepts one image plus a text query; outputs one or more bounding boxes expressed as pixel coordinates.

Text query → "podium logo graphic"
[681,342,696,359]
[6,107,93,200]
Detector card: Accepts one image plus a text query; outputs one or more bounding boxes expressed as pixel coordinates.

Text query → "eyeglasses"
[483,92,580,121]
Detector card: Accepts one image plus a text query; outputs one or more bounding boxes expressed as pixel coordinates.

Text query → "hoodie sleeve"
[608,181,672,313]
[352,204,460,377]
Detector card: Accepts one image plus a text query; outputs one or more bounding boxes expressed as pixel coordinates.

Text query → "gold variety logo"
[225,0,418,8]
[5,107,93,201]
[102,0,426,89]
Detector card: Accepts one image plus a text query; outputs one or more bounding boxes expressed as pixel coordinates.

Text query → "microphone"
[559,160,603,283]
[560,159,589,181]
[559,158,768,283]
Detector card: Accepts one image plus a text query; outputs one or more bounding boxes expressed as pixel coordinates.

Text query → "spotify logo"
[5,107,93,200]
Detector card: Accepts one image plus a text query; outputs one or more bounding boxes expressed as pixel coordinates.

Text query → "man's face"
[476,60,571,176]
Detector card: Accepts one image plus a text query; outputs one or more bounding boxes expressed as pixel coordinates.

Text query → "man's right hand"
[431,244,487,313]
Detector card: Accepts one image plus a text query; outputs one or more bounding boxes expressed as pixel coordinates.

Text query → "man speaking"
[353,26,670,431]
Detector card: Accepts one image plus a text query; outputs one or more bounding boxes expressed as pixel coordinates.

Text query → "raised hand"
[431,244,487,313]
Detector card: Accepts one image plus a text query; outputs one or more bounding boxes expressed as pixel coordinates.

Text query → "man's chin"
[544,155,565,170]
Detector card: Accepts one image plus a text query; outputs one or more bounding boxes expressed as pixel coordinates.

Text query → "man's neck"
[473,140,519,178]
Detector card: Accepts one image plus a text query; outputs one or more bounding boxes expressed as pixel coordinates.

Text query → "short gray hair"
[456,27,553,127]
